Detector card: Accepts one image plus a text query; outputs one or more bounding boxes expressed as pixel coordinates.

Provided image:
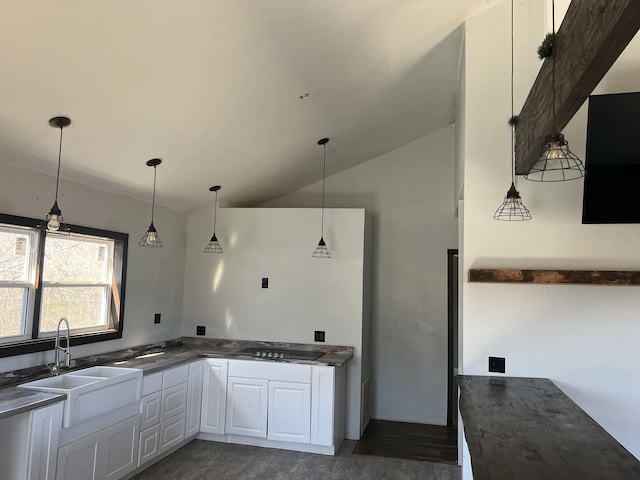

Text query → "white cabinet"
[225,377,268,438]
[57,431,101,480]
[137,361,195,468]
[200,359,228,434]
[0,403,63,480]
[103,415,139,480]
[28,402,63,480]
[137,423,160,467]
[185,359,204,438]
[56,415,139,480]
[268,381,311,443]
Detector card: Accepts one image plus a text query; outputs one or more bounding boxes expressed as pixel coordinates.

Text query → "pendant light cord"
[320,142,326,238]
[510,0,516,185]
[552,0,557,131]
[213,190,218,234]
[151,165,157,224]
[54,127,64,201]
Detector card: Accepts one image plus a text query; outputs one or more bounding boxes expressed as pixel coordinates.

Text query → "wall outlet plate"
[196,325,206,336]
[489,356,506,373]
[154,313,161,324]
[262,277,268,288]
[314,330,325,342]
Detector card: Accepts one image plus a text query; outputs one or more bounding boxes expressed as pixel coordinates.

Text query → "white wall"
[263,126,458,426]
[181,207,367,440]
[0,162,187,372]
[462,0,640,459]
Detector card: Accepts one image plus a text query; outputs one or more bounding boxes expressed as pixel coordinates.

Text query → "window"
[0,213,128,357]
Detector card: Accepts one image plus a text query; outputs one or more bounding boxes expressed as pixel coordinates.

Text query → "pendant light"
[494,0,532,221]
[43,116,72,233]
[525,0,584,182]
[204,185,223,253]
[311,137,332,258]
[138,158,163,248]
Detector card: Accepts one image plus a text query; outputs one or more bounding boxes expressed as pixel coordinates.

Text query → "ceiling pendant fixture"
[43,116,72,233]
[494,0,531,221]
[311,137,332,258]
[525,0,584,182]
[204,185,223,253]
[138,158,164,248]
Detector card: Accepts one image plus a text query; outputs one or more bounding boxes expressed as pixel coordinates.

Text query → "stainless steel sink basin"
[18,366,142,428]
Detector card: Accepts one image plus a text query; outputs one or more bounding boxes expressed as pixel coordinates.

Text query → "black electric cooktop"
[235,347,324,361]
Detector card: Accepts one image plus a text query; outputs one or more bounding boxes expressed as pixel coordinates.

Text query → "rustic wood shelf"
[468,268,640,286]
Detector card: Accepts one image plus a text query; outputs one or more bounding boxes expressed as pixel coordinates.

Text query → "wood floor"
[352,420,458,464]
[132,436,461,480]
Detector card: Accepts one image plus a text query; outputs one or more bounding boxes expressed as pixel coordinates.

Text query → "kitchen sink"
[18,366,142,428]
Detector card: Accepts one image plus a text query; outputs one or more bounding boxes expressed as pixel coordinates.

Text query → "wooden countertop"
[458,375,640,480]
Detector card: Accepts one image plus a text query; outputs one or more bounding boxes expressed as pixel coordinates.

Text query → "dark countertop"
[458,375,640,480]
[0,337,354,420]
[0,387,65,420]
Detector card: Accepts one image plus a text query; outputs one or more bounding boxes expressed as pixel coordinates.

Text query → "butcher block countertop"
[458,375,640,480]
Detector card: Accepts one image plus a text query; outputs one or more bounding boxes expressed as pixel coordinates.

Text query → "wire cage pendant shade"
[494,182,532,221]
[42,116,72,233]
[138,158,164,248]
[494,0,532,221]
[524,131,584,181]
[204,185,223,253]
[525,0,584,182]
[312,137,332,258]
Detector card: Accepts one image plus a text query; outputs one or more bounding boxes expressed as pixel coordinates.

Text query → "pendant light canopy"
[494,0,531,221]
[138,158,163,248]
[311,137,332,258]
[525,0,584,182]
[204,185,223,253]
[43,116,72,233]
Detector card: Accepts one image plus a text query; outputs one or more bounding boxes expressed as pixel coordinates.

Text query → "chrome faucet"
[49,317,71,375]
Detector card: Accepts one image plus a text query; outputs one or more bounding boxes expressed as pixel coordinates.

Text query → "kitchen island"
[458,375,640,480]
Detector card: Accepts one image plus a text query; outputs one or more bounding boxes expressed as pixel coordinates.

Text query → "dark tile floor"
[132,434,461,480]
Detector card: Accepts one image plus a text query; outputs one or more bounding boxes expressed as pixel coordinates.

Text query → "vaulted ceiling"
[0,0,504,211]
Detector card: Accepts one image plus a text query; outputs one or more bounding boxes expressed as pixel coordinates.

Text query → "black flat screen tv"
[582,92,640,224]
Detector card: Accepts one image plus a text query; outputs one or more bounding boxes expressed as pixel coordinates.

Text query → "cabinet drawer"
[142,372,162,396]
[162,364,189,389]
[161,383,187,421]
[138,424,160,467]
[228,360,311,383]
[159,413,186,454]
[140,392,162,430]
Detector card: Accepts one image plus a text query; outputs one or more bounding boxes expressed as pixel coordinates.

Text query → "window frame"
[0,212,128,358]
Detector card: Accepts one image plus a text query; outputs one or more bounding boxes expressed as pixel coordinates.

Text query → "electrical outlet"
[196,325,206,336]
[489,356,506,373]
[314,330,325,342]
[262,277,269,288]
[154,313,161,324]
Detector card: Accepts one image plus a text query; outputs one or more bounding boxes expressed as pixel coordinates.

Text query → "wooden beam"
[515,0,640,175]
[468,268,640,286]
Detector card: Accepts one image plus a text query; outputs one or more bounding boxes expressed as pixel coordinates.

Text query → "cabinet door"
[103,415,139,480]
[138,424,160,467]
[56,432,101,480]
[311,366,335,446]
[161,382,188,421]
[268,381,311,443]
[140,391,162,430]
[225,377,268,438]
[159,412,186,454]
[200,359,228,434]
[186,360,204,438]
[28,402,63,480]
